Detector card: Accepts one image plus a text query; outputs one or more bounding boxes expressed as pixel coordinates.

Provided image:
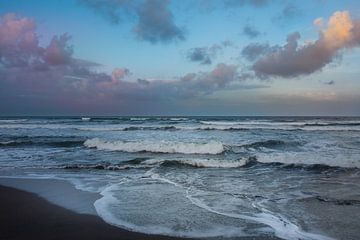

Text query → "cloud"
[224,0,267,8]
[243,24,261,39]
[43,34,73,65]
[78,0,134,24]
[273,3,302,23]
[109,63,241,100]
[241,43,278,61]
[252,11,360,78]
[322,80,335,85]
[112,68,130,81]
[134,0,185,43]
[186,44,223,65]
[0,13,252,114]
[187,47,212,64]
[313,17,324,28]
[0,13,41,68]
[79,0,185,44]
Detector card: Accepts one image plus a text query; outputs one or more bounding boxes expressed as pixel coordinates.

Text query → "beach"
[0,179,282,240]
[0,116,360,239]
[0,184,183,240]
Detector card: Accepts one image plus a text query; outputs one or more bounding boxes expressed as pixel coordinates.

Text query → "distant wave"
[168,117,189,121]
[304,122,360,126]
[0,137,84,148]
[123,126,177,131]
[56,156,358,171]
[142,158,249,168]
[200,120,256,126]
[0,119,28,123]
[240,139,301,149]
[84,138,225,154]
[130,117,149,121]
[58,157,253,170]
[200,119,360,126]
[1,122,359,132]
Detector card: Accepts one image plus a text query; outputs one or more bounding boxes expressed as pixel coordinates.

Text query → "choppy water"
[1,116,360,239]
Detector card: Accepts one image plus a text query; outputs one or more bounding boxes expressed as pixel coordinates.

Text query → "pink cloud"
[252,11,360,78]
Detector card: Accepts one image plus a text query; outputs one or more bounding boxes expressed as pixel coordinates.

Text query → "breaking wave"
[55,156,358,172]
[57,157,254,170]
[84,138,225,155]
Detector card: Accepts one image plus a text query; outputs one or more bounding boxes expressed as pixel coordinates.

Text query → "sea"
[0,116,360,240]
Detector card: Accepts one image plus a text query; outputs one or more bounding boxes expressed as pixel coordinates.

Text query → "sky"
[0,0,360,116]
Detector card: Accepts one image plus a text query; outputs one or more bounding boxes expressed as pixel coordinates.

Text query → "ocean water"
[0,116,360,239]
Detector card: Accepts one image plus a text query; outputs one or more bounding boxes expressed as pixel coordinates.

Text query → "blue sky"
[0,0,360,115]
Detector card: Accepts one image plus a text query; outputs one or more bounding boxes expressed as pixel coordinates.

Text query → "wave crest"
[84,138,225,155]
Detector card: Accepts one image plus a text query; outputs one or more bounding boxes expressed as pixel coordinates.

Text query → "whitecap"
[84,138,225,155]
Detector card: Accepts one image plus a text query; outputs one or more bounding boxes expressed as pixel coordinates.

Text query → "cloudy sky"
[1,0,360,116]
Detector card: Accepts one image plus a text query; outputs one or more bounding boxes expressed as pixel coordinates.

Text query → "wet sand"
[0,185,184,240]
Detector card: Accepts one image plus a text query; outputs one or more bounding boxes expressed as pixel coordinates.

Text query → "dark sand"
[0,185,185,240]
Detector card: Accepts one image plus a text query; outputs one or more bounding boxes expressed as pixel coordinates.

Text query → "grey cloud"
[186,43,228,65]
[115,63,241,100]
[241,43,278,61]
[224,0,268,8]
[78,0,135,24]
[79,0,185,44]
[273,3,302,23]
[222,40,234,47]
[243,24,261,39]
[187,47,213,65]
[322,80,335,85]
[134,0,185,43]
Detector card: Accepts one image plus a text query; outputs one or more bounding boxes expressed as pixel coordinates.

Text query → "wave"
[199,119,360,130]
[304,122,360,126]
[123,126,177,131]
[60,163,149,171]
[55,155,358,172]
[0,137,84,148]
[200,120,253,126]
[168,117,188,121]
[84,138,225,154]
[77,126,178,132]
[58,157,253,171]
[78,124,360,132]
[142,158,249,168]
[130,117,149,121]
[240,140,301,149]
[0,119,28,123]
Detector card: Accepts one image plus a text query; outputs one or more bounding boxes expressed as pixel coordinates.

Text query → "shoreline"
[0,178,281,240]
[0,184,186,240]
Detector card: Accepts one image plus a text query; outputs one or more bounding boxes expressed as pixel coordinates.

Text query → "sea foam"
[84,138,225,154]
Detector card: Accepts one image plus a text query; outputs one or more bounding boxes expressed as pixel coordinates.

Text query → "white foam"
[94,183,248,238]
[0,119,27,123]
[77,126,126,131]
[130,117,149,121]
[255,150,360,168]
[199,120,360,131]
[169,117,188,121]
[200,120,252,125]
[84,138,225,155]
[142,158,248,168]
[0,140,15,145]
[186,194,334,240]
[81,117,91,121]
